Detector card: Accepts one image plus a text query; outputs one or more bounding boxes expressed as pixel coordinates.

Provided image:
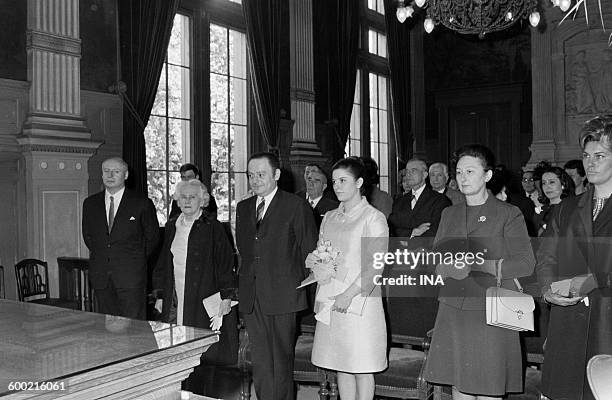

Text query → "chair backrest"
[0,265,4,299]
[14,259,49,302]
[588,354,612,400]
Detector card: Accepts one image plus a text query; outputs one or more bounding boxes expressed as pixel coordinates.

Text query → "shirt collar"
[412,184,426,199]
[105,187,125,202]
[259,186,278,205]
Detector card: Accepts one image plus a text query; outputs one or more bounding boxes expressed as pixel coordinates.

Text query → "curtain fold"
[242,0,284,152]
[119,0,179,194]
[383,0,413,163]
[314,0,359,162]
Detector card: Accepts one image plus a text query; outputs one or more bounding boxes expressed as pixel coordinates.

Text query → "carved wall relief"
[566,47,612,115]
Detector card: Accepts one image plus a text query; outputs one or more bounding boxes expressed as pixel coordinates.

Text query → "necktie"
[411,192,417,209]
[108,196,115,232]
[309,199,315,208]
[593,197,608,221]
[256,198,265,226]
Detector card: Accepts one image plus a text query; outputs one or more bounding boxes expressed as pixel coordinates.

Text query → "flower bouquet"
[297,239,341,288]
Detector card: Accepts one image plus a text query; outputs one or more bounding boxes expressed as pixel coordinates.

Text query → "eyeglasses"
[522,178,534,182]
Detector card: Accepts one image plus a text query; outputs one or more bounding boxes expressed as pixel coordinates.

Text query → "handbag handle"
[495,258,524,293]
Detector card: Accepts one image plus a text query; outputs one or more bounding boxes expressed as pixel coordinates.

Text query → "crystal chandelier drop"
[396,0,541,38]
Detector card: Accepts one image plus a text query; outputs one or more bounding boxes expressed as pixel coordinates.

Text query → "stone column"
[288,0,324,187]
[410,28,426,159]
[527,3,556,169]
[18,0,101,297]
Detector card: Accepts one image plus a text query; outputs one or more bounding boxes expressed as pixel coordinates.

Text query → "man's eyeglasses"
[522,178,535,183]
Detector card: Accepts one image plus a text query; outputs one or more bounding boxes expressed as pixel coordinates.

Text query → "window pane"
[370,107,379,141]
[377,0,385,14]
[148,171,168,226]
[210,74,229,122]
[354,70,361,104]
[167,65,190,118]
[229,30,247,78]
[379,110,388,143]
[151,65,166,116]
[168,14,190,67]
[378,76,387,110]
[380,177,389,192]
[231,125,248,172]
[230,77,247,124]
[369,73,377,107]
[368,30,377,55]
[144,116,167,170]
[379,143,389,176]
[351,138,360,157]
[371,142,379,164]
[210,24,228,74]
[211,171,229,222]
[350,103,360,140]
[368,0,376,10]
[378,33,387,58]
[211,123,229,171]
[168,118,189,171]
[168,171,180,210]
[234,172,249,207]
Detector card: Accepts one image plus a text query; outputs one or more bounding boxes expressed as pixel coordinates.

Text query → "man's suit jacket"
[82,189,160,290]
[535,187,612,400]
[312,196,339,229]
[388,187,451,238]
[434,195,535,310]
[443,187,465,205]
[236,189,318,315]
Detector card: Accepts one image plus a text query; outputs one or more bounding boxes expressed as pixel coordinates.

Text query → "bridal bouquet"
[298,239,341,288]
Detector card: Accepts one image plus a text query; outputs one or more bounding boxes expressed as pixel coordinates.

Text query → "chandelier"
[396,0,541,38]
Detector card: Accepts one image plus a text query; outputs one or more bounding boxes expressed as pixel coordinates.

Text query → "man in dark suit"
[428,162,465,205]
[82,157,159,319]
[236,152,317,400]
[388,159,451,239]
[304,169,339,228]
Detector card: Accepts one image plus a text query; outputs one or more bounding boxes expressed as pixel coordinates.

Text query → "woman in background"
[533,166,574,236]
[424,144,535,400]
[311,157,389,400]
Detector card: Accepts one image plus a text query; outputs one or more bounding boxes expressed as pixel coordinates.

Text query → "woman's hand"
[217,299,232,317]
[543,287,584,307]
[330,292,353,313]
[154,299,163,314]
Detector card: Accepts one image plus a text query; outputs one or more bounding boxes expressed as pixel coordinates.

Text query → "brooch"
[478,216,486,222]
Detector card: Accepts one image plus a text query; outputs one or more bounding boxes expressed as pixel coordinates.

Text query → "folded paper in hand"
[551,274,596,298]
[202,292,238,331]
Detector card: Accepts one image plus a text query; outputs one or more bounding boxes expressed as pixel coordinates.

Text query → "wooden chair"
[14,258,80,310]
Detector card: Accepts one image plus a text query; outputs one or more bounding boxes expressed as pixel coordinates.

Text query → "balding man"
[428,162,464,205]
[388,159,451,238]
[82,157,159,319]
[305,169,339,228]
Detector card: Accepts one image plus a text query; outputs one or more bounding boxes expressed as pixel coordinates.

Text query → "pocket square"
[129,216,136,221]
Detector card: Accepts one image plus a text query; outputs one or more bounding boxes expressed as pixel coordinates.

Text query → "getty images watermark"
[372,247,487,286]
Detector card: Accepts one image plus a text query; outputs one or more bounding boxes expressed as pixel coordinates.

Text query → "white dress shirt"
[256,186,278,219]
[411,184,426,209]
[105,187,125,221]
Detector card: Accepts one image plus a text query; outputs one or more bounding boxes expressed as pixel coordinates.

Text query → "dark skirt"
[423,302,523,396]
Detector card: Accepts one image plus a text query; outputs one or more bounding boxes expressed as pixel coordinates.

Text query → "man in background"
[428,162,464,205]
[169,163,218,220]
[304,169,339,228]
[82,157,159,319]
[388,159,451,239]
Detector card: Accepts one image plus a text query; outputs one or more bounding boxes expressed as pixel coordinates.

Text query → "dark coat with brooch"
[536,187,612,400]
[434,194,535,310]
[152,210,238,365]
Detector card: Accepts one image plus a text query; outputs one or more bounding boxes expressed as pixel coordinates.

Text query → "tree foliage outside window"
[210,24,248,225]
[145,13,191,226]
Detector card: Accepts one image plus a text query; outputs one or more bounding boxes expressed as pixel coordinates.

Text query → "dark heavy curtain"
[383,0,413,163]
[118,0,179,194]
[314,0,359,162]
[243,0,284,152]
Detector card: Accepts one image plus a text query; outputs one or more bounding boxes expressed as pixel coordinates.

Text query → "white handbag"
[486,260,535,332]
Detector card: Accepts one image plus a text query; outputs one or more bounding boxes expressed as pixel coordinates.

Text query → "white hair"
[428,162,449,178]
[173,179,209,203]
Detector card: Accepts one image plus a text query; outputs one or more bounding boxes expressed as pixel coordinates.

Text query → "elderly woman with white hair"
[152,179,238,391]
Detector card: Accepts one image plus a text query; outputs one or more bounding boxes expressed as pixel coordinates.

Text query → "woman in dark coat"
[423,144,535,399]
[152,178,238,393]
[537,115,612,400]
